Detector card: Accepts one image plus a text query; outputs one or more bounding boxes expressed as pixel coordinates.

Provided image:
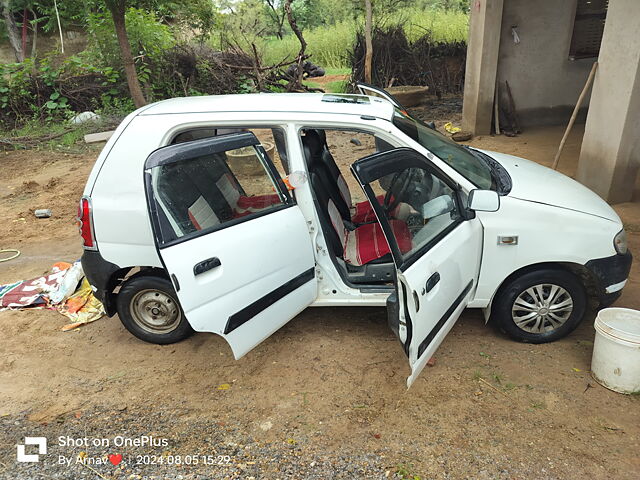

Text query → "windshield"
[392,109,494,190]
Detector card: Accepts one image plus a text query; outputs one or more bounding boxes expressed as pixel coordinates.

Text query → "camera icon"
[16,437,47,463]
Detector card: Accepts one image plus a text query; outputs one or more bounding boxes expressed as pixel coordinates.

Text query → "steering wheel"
[384,169,415,213]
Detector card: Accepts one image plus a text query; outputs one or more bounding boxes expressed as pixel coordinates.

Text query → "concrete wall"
[576,0,640,204]
[496,0,594,127]
[462,0,504,135]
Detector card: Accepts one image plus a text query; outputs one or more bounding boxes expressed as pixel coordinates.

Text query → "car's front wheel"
[491,268,587,343]
[116,275,194,344]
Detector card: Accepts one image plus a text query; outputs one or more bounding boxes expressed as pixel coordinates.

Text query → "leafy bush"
[147,44,256,99]
[0,8,177,128]
[0,53,126,128]
[86,8,174,70]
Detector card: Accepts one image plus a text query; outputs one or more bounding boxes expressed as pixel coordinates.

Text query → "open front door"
[351,148,483,387]
[356,82,404,109]
[144,132,316,359]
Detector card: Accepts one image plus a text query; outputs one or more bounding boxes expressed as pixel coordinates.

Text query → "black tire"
[491,268,587,343]
[116,275,194,344]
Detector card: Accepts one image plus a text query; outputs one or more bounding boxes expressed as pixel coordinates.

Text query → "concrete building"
[462,0,639,204]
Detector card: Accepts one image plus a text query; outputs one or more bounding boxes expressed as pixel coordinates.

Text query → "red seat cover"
[343,219,412,266]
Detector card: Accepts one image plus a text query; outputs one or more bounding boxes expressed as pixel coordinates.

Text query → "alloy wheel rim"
[130,289,181,334]
[511,283,573,333]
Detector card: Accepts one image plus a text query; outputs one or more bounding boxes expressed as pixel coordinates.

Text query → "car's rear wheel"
[492,268,587,343]
[116,275,193,344]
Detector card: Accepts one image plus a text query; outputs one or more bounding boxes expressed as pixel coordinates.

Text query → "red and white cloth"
[344,219,412,266]
[327,198,412,266]
[188,175,283,230]
[351,195,385,223]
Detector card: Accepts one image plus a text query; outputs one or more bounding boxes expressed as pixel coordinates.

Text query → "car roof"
[138,92,395,120]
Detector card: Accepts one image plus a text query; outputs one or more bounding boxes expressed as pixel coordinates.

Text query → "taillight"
[77,196,97,250]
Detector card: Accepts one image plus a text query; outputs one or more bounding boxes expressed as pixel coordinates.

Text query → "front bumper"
[585,250,633,307]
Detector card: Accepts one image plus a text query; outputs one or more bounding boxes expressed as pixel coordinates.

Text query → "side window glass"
[374,167,460,260]
[151,145,286,244]
[171,127,290,177]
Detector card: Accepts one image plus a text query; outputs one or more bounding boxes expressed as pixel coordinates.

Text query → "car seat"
[309,168,412,266]
[302,129,382,224]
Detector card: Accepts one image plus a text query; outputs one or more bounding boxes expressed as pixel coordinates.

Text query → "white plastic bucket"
[591,308,640,394]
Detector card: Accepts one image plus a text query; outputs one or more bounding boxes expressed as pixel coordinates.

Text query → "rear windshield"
[393,109,494,190]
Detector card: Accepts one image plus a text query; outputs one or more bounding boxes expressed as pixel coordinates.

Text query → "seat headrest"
[301,130,324,168]
[315,128,327,145]
[302,129,323,149]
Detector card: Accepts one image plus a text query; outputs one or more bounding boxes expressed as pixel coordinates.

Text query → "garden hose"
[0,249,20,262]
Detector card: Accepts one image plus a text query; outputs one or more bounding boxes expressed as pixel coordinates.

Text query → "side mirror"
[468,189,500,212]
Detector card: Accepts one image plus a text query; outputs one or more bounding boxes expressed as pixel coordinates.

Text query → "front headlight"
[614,229,628,254]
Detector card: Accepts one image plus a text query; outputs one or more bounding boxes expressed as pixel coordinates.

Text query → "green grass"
[396,463,421,480]
[261,20,358,69]
[324,79,347,93]
[1,118,99,152]
[4,119,66,138]
[304,78,347,93]
[303,67,350,93]
[324,67,351,76]
[387,7,469,44]
[303,80,322,90]
[220,8,468,70]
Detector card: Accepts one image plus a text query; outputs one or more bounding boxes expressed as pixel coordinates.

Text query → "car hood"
[477,149,620,223]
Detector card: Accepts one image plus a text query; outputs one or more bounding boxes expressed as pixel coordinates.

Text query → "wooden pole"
[364,0,373,84]
[53,0,64,53]
[505,81,520,134]
[552,62,598,170]
[31,9,38,58]
[21,8,27,54]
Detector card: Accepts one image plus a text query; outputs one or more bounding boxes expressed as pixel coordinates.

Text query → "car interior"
[155,125,456,288]
[300,128,413,285]
[162,125,404,285]
[159,125,403,286]
[300,128,463,287]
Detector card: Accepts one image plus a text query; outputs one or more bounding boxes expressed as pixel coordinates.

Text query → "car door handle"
[193,257,221,276]
[425,272,440,293]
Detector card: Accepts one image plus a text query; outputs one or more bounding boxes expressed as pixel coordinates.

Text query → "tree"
[1,0,25,61]
[263,0,285,39]
[96,0,216,107]
[363,0,372,83]
[104,0,146,108]
[283,0,307,90]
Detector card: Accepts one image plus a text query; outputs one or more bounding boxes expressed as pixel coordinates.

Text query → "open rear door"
[351,148,483,387]
[144,132,316,359]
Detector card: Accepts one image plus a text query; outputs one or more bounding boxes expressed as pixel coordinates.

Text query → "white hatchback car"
[79,87,631,386]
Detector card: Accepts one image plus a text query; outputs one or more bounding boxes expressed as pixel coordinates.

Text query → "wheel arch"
[103,266,170,317]
[484,261,598,323]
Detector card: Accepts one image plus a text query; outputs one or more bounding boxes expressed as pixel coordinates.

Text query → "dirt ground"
[1,111,639,480]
